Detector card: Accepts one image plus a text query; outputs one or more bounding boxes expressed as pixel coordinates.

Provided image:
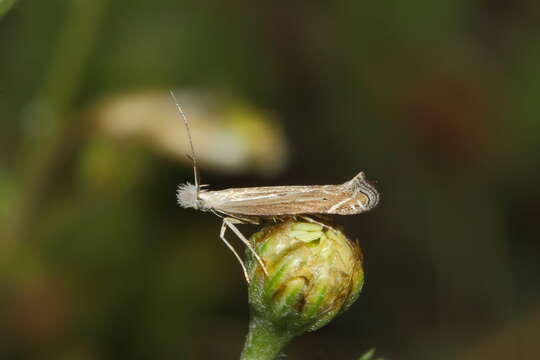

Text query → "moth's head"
[177,183,203,210]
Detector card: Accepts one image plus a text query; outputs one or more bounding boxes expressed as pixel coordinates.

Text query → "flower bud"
[246,219,364,335]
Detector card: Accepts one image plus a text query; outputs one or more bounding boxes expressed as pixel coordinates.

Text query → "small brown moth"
[170,91,380,282]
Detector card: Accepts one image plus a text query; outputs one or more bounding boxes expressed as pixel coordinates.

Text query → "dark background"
[1,1,540,359]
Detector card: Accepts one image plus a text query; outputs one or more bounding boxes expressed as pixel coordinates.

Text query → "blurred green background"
[1,1,540,359]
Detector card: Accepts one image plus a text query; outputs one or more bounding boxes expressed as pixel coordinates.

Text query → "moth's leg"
[211,209,224,218]
[235,215,260,225]
[220,220,251,283]
[299,215,334,230]
[222,213,260,225]
[224,218,269,276]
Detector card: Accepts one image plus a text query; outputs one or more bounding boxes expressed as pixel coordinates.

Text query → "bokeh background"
[1,1,540,359]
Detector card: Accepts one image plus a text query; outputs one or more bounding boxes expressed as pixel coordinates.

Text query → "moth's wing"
[204,172,379,216]
[212,185,351,216]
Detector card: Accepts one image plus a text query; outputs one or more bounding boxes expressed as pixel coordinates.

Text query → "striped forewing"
[199,183,375,216]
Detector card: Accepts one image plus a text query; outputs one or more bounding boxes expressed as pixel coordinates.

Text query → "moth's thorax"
[197,190,220,211]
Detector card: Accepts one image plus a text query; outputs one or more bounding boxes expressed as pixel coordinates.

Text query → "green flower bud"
[241,219,364,360]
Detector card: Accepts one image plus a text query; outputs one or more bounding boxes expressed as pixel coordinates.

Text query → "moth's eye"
[323,198,328,201]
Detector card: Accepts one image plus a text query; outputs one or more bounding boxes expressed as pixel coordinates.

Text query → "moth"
[170,91,380,281]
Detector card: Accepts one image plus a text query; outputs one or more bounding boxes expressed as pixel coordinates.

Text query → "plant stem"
[240,316,294,360]
[0,0,19,19]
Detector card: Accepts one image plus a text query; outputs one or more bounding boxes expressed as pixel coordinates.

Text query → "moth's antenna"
[169,90,200,193]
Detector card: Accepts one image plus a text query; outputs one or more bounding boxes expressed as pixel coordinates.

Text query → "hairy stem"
[240,316,294,360]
